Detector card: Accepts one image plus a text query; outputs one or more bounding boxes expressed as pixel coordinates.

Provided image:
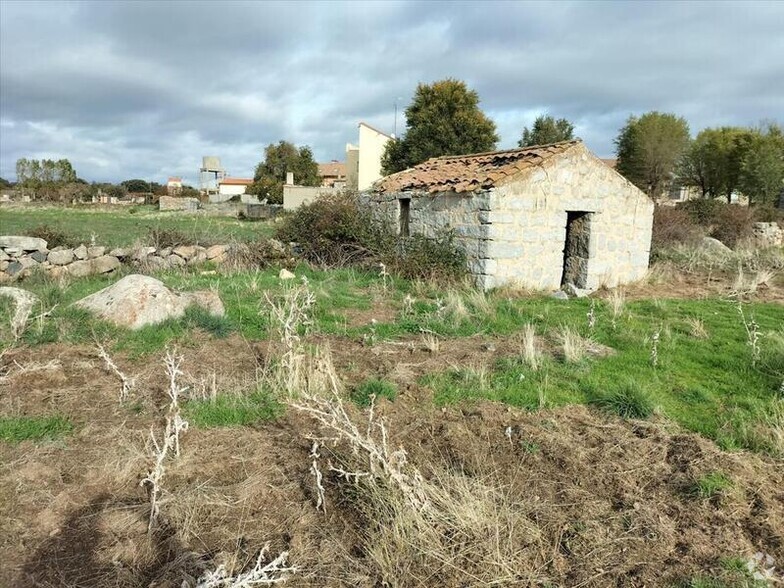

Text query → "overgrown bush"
[27,224,77,248]
[651,206,703,252]
[276,192,466,282]
[147,226,191,248]
[711,205,754,248]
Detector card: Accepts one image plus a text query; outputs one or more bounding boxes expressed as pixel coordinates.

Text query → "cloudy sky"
[1,0,782,186]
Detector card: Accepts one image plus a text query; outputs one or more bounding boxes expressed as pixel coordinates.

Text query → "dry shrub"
[276,192,466,282]
[651,205,702,252]
[147,226,192,249]
[711,204,754,248]
[290,355,547,587]
[27,224,78,248]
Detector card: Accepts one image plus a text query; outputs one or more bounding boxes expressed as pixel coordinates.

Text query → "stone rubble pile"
[0,236,291,283]
[753,222,784,248]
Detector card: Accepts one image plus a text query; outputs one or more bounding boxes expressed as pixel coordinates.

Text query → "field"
[0,204,272,247]
[1,209,783,587]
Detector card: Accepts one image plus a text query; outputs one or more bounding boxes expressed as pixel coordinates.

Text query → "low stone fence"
[0,235,287,283]
[753,222,784,248]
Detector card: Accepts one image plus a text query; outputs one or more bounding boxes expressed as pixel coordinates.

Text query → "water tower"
[199,156,226,194]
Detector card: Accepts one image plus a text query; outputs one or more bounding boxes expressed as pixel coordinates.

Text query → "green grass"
[184,391,283,428]
[0,205,272,247]
[0,415,73,443]
[350,378,397,407]
[590,380,657,419]
[690,472,733,500]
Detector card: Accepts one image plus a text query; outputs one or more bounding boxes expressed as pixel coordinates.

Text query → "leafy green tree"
[518,115,575,147]
[615,112,690,198]
[15,158,77,199]
[381,79,498,175]
[0,177,11,189]
[121,178,153,192]
[248,141,320,204]
[679,127,750,202]
[739,124,784,206]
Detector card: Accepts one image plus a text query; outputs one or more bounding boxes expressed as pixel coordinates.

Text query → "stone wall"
[363,143,654,291]
[753,222,784,248]
[159,196,200,211]
[0,236,237,283]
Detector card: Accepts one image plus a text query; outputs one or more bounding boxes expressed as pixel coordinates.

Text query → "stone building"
[366,140,654,290]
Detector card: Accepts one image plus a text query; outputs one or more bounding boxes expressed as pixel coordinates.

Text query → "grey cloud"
[1,0,782,183]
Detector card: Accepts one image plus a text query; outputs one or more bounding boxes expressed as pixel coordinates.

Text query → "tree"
[518,115,575,147]
[739,124,784,206]
[248,141,320,204]
[0,177,11,189]
[679,127,750,202]
[381,79,498,175]
[15,157,78,199]
[615,112,690,199]
[121,179,154,193]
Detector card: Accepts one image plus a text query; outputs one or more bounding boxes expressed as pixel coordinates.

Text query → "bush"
[147,226,191,248]
[591,381,655,419]
[651,206,703,252]
[27,224,77,248]
[680,199,724,226]
[711,205,753,248]
[276,192,466,282]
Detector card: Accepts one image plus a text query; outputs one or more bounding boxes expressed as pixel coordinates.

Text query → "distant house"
[366,140,654,291]
[207,177,255,203]
[318,161,347,188]
[167,177,183,195]
[346,122,393,191]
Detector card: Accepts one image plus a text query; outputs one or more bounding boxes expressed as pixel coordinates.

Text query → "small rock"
[0,236,48,251]
[30,251,48,263]
[205,244,229,260]
[563,283,590,298]
[131,246,156,261]
[87,246,106,259]
[17,256,39,270]
[167,254,186,266]
[48,249,75,266]
[109,248,129,259]
[279,268,296,280]
[0,260,8,271]
[700,236,732,255]
[187,250,208,265]
[0,249,9,262]
[5,248,23,257]
[145,256,170,269]
[92,255,121,274]
[6,261,23,276]
[551,290,569,300]
[267,238,287,255]
[158,247,172,258]
[73,244,88,260]
[172,245,197,260]
[481,342,496,352]
[0,286,40,338]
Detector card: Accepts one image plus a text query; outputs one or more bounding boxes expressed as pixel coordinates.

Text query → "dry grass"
[685,317,709,339]
[607,288,626,328]
[519,323,542,370]
[420,331,440,354]
[557,326,588,363]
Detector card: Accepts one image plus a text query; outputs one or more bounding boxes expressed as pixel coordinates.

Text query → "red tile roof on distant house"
[168,177,182,183]
[374,140,583,194]
[318,161,347,178]
[219,178,254,185]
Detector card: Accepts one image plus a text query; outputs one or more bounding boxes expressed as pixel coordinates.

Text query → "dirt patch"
[2,341,783,587]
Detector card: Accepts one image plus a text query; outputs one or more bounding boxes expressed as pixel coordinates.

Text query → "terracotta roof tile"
[374,140,582,194]
[317,162,347,177]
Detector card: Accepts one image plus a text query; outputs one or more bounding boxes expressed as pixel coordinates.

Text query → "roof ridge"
[430,139,583,162]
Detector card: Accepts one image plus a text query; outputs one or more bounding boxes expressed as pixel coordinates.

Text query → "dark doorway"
[399,198,411,237]
[561,211,591,287]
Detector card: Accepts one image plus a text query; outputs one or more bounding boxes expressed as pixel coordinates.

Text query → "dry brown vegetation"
[2,332,783,587]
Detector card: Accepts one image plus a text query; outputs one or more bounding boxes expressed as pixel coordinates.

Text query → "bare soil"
[2,338,783,587]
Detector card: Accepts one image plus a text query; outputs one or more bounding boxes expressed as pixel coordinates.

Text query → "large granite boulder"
[74,274,225,329]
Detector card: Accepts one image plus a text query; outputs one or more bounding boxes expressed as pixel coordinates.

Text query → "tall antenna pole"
[394,100,398,138]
